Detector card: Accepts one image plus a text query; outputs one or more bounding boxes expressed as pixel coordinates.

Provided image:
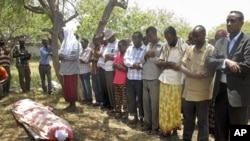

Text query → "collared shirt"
[102,39,119,71]
[159,38,188,84]
[124,45,146,80]
[142,40,164,80]
[13,46,30,67]
[220,31,242,83]
[113,53,127,84]
[39,46,51,65]
[227,31,242,54]
[97,45,106,69]
[182,42,214,101]
[79,46,92,74]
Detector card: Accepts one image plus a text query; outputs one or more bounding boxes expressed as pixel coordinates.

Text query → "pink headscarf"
[215,29,227,41]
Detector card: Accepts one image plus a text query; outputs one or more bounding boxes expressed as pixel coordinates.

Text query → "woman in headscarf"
[208,29,227,135]
[59,27,81,112]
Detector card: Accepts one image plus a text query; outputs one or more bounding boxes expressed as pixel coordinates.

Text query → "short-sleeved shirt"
[182,42,214,101]
[159,38,188,85]
[113,53,127,85]
[79,46,92,74]
[102,39,119,71]
[142,41,164,80]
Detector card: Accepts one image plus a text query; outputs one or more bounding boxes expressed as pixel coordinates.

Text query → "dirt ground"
[0,87,216,141]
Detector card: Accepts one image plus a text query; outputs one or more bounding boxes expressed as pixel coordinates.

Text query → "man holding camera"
[13,38,31,93]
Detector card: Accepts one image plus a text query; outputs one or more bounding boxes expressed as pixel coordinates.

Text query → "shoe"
[65,106,77,112]
[86,100,93,105]
[100,105,109,110]
[63,105,71,111]
[140,125,151,131]
[121,112,128,119]
[150,129,159,135]
[66,107,77,113]
[139,117,143,123]
[115,112,122,119]
[128,116,138,124]
[92,102,100,106]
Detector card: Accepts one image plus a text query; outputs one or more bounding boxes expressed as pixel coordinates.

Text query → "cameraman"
[0,39,11,94]
[13,38,31,93]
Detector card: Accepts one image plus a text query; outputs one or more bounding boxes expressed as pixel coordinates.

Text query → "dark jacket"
[206,32,250,107]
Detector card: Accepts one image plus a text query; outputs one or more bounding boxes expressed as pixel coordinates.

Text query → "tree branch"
[42,28,53,34]
[38,0,49,9]
[64,12,79,24]
[114,0,128,9]
[23,1,45,14]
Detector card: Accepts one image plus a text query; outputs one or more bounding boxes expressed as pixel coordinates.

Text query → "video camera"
[20,52,31,61]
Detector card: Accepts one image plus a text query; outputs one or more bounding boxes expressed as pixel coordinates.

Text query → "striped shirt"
[0,47,10,67]
[79,46,91,74]
[124,45,146,80]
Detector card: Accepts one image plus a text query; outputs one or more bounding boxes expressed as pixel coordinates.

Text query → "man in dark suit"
[206,11,250,141]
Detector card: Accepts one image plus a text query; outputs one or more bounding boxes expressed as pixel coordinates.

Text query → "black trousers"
[98,67,110,107]
[214,82,248,141]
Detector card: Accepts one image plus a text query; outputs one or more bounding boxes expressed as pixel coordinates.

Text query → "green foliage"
[207,21,250,39]
[0,0,51,45]
[76,0,107,39]
[76,0,192,41]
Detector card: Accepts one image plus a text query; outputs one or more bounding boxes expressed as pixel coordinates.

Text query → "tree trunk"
[50,11,65,85]
[95,0,128,35]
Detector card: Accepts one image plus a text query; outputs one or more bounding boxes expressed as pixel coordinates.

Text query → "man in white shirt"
[102,29,119,110]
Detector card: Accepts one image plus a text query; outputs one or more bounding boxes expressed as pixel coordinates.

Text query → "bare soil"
[0,88,218,141]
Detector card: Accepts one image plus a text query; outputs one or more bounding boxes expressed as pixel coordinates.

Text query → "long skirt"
[159,82,182,135]
[63,74,78,102]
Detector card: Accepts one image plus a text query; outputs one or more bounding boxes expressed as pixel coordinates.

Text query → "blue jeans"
[126,79,143,117]
[91,74,103,103]
[80,72,92,101]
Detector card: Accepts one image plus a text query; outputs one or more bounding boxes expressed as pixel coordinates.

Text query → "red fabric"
[63,74,78,102]
[113,53,127,84]
[0,66,8,80]
[12,99,74,141]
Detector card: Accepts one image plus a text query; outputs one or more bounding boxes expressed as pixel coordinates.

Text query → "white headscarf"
[59,27,78,56]
[55,129,68,141]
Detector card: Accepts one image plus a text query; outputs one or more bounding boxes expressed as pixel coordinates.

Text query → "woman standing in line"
[59,27,81,112]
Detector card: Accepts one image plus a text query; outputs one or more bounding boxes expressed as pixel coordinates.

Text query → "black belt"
[39,64,50,66]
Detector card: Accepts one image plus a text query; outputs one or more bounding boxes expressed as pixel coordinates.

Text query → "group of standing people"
[58,10,250,141]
